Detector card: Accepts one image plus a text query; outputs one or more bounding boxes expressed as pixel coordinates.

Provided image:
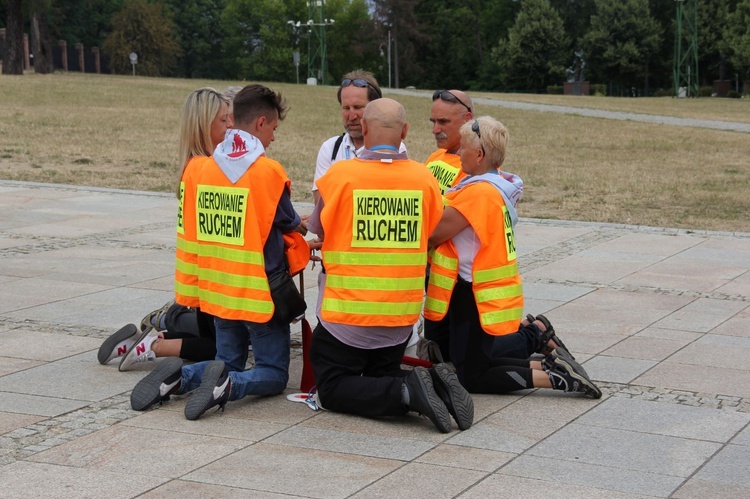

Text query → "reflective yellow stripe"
[475,284,523,303]
[325,251,426,266]
[175,258,198,277]
[424,296,448,314]
[326,275,423,291]
[322,298,421,316]
[197,268,270,291]
[174,281,199,299]
[428,272,454,290]
[474,262,518,284]
[481,307,524,326]
[176,237,198,254]
[198,244,264,266]
[200,289,274,315]
[442,195,450,207]
[430,250,458,271]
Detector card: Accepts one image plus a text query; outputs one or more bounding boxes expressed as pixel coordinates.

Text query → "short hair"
[222,85,243,102]
[233,84,288,126]
[337,69,382,104]
[460,116,510,167]
[176,87,229,196]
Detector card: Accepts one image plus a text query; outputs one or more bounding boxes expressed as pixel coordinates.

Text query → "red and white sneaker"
[118,329,161,371]
[98,324,139,365]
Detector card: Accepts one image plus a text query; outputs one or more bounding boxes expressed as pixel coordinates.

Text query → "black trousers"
[425,279,535,394]
[162,305,217,362]
[309,323,410,418]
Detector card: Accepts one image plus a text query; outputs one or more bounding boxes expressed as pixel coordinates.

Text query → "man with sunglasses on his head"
[426,89,477,196]
[311,69,407,204]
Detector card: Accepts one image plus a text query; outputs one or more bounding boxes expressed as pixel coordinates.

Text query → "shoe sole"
[413,367,452,433]
[98,324,138,364]
[185,361,227,421]
[432,364,474,430]
[552,348,588,378]
[118,328,155,372]
[553,355,602,399]
[130,357,183,411]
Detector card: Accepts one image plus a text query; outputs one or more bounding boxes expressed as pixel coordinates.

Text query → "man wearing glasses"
[311,69,406,204]
[426,90,476,195]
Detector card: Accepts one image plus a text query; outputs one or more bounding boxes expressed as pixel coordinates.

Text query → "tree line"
[3,0,750,96]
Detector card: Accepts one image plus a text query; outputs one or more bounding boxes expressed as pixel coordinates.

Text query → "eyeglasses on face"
[432,90,471,113]
[341,78,382,97]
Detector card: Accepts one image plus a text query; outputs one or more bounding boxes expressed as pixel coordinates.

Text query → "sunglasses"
[341,78,382,98]
[432,90,472,113]
[471,120,485,155]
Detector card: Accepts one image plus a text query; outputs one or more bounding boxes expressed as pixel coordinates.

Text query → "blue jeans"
[179,317,290,401]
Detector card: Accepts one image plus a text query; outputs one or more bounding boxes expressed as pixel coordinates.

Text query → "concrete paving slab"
[636,362,750,399]
[673,478,750,499]
[0,352,146,401]
[575,396,750,442]
[691,444,750,488]
[583,355,658,383]
[0,277,112,313]
[140,480,299,498]
[652,297,749,333]
[709,304,750,337]
[602,335,693,361]
[28,424,245,478]
[529,424,721,477]
[0,356,43,376]
[0,391,90,417]
[265,425,437,461]
[499,454,683,497]
[618,258,746,293]
[714,271,750,296]
[352,462,487,498]
[183,442,402,499]
[416,443,515,472]
[588,232,704,256]
[668,334,750,369]
[0,461,167,499]
[446,419,539,454]
[732,423,750,446]
[0,329,101,361]
[460,473,653,499]
[0,411,45,434]
[523,251,661,284]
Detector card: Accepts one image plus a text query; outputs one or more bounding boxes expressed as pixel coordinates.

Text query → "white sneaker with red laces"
[119,329,161,371]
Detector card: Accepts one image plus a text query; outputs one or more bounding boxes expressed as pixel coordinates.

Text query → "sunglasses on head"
[432,90,471,113]
[341,78,382,98]
[471,120,485,155]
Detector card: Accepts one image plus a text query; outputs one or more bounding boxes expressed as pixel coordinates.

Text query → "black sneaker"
[184,360,230,421]
[545,349,601,399]
[429,364,474,431]
[130,357,183,411]
[404,367,452,433]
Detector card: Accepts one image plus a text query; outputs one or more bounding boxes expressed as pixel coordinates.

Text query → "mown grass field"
[1,72,748,232]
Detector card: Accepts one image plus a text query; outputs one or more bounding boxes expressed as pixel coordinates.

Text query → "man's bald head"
[362,98,408,149]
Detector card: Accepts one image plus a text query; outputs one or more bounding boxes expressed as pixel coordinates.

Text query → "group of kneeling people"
[98,80,601,432]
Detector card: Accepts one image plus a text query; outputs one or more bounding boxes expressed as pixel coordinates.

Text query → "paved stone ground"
[1,180,749,498]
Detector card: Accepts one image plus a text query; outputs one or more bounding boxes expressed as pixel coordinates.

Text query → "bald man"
[306,98,474,433]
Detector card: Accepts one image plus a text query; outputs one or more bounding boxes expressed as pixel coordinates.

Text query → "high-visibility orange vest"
[424,181,523,336]
[175,155,290,322]
[175,155,212,308]
[317,157,442,327]
[425,149,467,196]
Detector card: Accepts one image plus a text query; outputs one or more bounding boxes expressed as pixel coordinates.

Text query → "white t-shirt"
[311,133,407,193]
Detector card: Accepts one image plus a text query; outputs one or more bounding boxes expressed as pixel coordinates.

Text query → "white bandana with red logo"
[212,129,265,184]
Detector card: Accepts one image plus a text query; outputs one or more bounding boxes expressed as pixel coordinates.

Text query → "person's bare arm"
[428,207,469,248]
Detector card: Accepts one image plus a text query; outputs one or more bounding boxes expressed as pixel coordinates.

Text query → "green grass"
[1,72,749,232]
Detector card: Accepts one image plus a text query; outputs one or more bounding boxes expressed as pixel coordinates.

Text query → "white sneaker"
[98,324,139,365]
[119,329,160,371]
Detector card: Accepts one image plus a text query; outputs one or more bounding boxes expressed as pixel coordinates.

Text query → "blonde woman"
[99,88,231,370]
[424,116,601,398]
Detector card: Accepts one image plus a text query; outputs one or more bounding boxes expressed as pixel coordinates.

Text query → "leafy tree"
[2,0,24,74]
[101,0,181,76]
[583,0,662,95]
[324,0,380,85]
[163,0,228,79]
[372,0,427,88]
[696,0,735,83]
[221,0,301,82]
[475,0,522,91]
[52,0,125,48]
[492,0,568,91]
[30,0,53,73]
[725,0,750,80]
